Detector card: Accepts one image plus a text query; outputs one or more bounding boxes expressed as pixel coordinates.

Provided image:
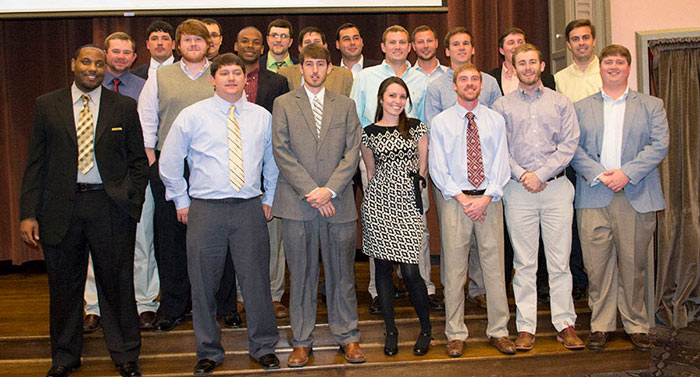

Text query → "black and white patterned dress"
[361,118,427,264]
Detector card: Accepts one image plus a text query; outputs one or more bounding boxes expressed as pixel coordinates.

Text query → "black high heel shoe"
[413,332,431,356]
[384,331,399,356]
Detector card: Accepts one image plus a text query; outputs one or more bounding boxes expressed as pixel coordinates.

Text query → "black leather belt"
[76,183,104,192]
[547,171,566,182]
[462,189,486,196]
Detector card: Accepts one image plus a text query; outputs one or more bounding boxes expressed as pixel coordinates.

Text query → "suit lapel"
[294,88,318,139]
[592,93,605,154]
[56,88,78,145]
[318,91,336,148]
[95,90,115,144]
[621,91,638,150]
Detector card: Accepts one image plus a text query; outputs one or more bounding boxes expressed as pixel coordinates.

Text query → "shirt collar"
[104,70,133,85]
[151,55,175,68]
[181,58,210,76]
[214,93,248,115]
[71,83,102,105]
[517,82,544,100]
[456,101,483,120]
[573,56,599,74]
[304,86,325,102]
[601,85,630,103]
[381,59,412,77]
[341,55,364,70]
[266,52,293,70]
[413,59,444,75]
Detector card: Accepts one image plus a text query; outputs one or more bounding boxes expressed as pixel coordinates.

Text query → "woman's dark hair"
[374,76,413,139]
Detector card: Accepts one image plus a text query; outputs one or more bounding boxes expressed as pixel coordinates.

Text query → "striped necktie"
[312,95,323,137]
[227,105,245,190]
[77,94,95,174]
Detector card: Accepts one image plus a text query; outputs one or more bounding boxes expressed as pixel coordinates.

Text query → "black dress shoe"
[369,296,382,315]
[155,315,185,332]
[46,365,78,377]
[255,353,280,369]
[537,286,550,303]
[139,311,157,330]
[194,359,220,375]
[413,333,431,356]
[572,286,586,301]
[587,331,610,350]
[116,360,141,377]
[222,311,242,328]
[428,294,445,310]
[384,331,398,356]
[83,314,102,334]
[393,284,406,299]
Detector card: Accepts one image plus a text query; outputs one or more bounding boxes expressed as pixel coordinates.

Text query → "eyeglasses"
[269,33,290,40]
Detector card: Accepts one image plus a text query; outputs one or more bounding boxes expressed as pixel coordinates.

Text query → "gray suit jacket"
[271,86,361,223]
[570,90,669,213]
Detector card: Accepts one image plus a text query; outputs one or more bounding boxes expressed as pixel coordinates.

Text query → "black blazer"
[334,56,381,69]
[130,63,149,80]
[489,66,556,95]
[259,53,299,71]
[20,87,148,245]
[256,68,290,113]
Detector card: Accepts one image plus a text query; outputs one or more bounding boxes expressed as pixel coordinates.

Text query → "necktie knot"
[466,111,475,121]
[81,94,90,105]
[112,78,121,93]
[228,105,236,119]
[274,61,285,69]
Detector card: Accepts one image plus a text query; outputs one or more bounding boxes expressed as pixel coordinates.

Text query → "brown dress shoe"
[514,331,535,351]
[628,333,653,351]
[287,347,311,368]
[489,336,516,355]
[445,339,464,357]
[467,294,487,309]
[273,301,288,319]
[139,311,157,330]
[341,342,366,364]
[587,331,611,350]
[557,326,584,350]
[83,314,101,334]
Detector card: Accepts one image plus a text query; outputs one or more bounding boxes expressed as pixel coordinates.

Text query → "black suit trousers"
[42,189,140,367]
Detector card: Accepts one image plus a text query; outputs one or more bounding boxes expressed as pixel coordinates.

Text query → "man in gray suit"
[570,44,669,352]
[272,43,364,368]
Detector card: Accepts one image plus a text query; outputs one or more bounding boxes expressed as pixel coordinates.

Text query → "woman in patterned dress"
[360,77,431,357]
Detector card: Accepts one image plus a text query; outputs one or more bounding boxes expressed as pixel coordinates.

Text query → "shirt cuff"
[173,195,191,210]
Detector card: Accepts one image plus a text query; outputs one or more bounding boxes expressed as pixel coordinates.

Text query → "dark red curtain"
[0,0,550,263]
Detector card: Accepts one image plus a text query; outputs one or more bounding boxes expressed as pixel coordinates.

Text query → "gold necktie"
[227,105,245,190]
[77,94,95,174]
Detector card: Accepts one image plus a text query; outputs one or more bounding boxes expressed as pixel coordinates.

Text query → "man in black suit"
[131,21,176,80]
[490,27,556,94]
[335,23,380,78]
[20,45,148,377]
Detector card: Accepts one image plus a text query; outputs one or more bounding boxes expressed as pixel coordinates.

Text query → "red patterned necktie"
[466,111,485,187]
[112,78,120,93]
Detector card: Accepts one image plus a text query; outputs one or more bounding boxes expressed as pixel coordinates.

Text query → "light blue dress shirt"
[429,102,510,201]
[103,71,146,101]
[159,94,278,210]
[424,68,502,125]
[350,60,428,127]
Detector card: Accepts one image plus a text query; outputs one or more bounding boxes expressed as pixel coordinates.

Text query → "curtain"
[651,37,700,329]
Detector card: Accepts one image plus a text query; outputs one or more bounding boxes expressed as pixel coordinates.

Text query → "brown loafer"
[139,311,157,330]
[83,314,101,334]
[628,333,653,351]
[341,342,366,364]
[445,339,464,358]
[489,336,516,355]
[467,294,487,309]
[514,331,535,351]
[557,326,585,350]
[273,301,288,319]
[587,331,611,350]
[287,347,311,368]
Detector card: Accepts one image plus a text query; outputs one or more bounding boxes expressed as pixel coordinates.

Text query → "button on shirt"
[554,56,602,103]
[350,60,428,127]
[158,94,278,210]
[599,86,629,172]
[138,59,211,149]
[71,84,103,184]
[425,68,502,125]
[492,84,579,182]
[103,71,146,101]
[429,102,510,201]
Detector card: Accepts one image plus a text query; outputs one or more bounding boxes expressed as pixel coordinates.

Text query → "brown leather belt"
[547,171,566,182]
[462,189,486,196]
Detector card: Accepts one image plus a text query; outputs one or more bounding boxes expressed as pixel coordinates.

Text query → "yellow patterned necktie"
[77,94,95,174]
[227,105,245,190]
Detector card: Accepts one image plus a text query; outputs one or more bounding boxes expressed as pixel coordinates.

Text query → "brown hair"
[444,27,474,49]
[299,43,330,64]
[498,27,526,48]
[175,19,212,54]
[210,53,246,76]
[382,25,409,43]
[453,63,481,84]
[599,44,631,65]
[512,43,543,66]
[411,25,435,43]
[375,76,414,139]
[104,32,136,53]
[565,19,596,41]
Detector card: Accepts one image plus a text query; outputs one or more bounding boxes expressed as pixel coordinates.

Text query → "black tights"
[375,258,431,335]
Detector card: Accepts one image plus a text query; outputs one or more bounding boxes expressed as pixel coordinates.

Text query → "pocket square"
[111,127,123,131]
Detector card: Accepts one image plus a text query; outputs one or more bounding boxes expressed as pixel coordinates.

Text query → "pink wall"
[610,0,700,90]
